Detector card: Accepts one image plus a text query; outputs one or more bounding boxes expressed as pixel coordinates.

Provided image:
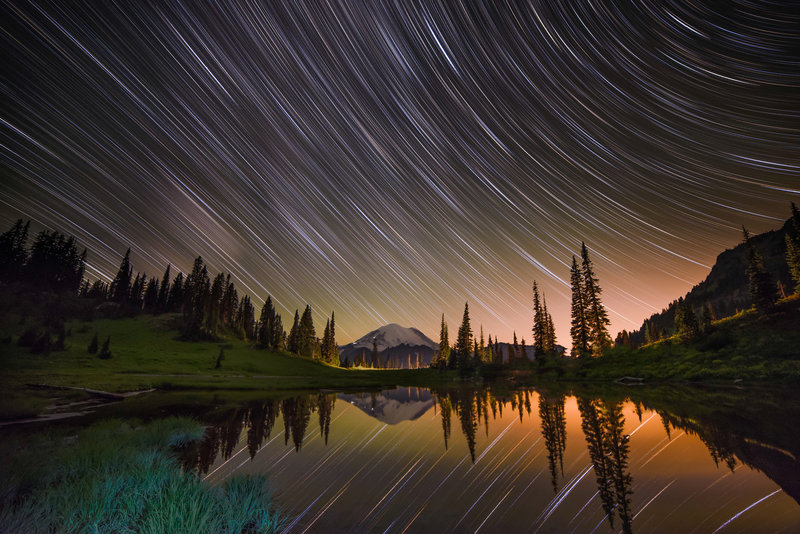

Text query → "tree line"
[430,241,613,373]
[0,220,339,364]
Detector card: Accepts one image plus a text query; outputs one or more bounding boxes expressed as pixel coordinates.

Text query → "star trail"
[2,1,798,342]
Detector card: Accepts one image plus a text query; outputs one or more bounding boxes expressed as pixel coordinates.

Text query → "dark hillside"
[630,217,795,346]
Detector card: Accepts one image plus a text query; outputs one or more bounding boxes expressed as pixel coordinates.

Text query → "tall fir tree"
[742,227,776,315]
[207,273,225,335]
[167,272,184,312]
[143,277,159,312]
[321,319,331,362]
[257,296,277,349]
[235,295,255,339]
[297,305,316,358]
[570,256,590,357]
[581,243,611,356]
[273,313,284,350]
[130,273,145,309]
[479,325,486,363]
[542,295,556,352]
[155,264,171,313]
[287,310,300,353]
[326,311,337,364]
[183,257,209,338]
[532,281,545,354]
[455,302,472,371]
[221,275,237,326]
[109,248,133,303]
[436,313,451,369]
[509,331,518,365]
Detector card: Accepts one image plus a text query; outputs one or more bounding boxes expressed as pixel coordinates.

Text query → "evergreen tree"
[486,335,495,364]
[273,313,284,350]
[297,305,316,358]
[235,295,255,340]
[24,230,85,293]
[130,272,146,309]
[742,227,776,315]
[98,336,112,359]
[581,243,611,356]
[326,311,337,364]
[109,248,133,303]
[221,275,237,326]
[87,280,108,300]
[0,219,29,282]
[569,256,590,357]
[207,273,225,335]
[455,302,472,371]
[479,325,486,363]
[532,282,545,354]
[287,310,300,353]
[258,296,277,349]
[214,346,225,369]
[509,331,518,365]
[156,264,171,313]
[785,202,800,295]
[183,257,210,338]
[143,277,159,312]
[321,319,331,362]
[674,298,699,340]
[167,272,184,312]
[542,295,556,352]
[436,314,451,369]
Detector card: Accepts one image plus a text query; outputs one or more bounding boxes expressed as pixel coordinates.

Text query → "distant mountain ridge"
[339,323,436,368]
[630,216,796,346]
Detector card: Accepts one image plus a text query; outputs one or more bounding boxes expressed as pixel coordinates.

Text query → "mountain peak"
[346,323,436,352]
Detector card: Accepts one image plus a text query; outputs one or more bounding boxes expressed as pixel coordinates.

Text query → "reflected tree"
[246,400,279,460]
[538,394,567,492]
[282,396,312,451]
[577,398,633,534]
[438,394,452,450]
[317,393,336,445]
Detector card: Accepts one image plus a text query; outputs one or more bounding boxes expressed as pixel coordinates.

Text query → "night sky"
[2,1,798,343]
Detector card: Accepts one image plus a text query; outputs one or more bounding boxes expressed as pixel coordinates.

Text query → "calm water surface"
[183,386,799,533]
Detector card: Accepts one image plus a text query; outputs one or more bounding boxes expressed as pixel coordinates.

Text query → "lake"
[169,384,800,533]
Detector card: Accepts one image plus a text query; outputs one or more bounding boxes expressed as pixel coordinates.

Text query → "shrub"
[87,332,98,354]
[98,336,112,359]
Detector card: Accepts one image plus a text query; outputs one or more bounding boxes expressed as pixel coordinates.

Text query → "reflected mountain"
[338,387,434,424]
[176,383,800,518]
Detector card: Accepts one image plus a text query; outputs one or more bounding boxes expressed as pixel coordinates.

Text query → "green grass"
[0,312,455,418]
[0,417,284,533]
[561,295,800,384]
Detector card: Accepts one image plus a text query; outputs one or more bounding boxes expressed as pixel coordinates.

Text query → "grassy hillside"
[570,295,800,383]
[0,312,450,419]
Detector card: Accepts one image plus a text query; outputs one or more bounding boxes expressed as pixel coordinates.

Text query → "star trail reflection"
[184,385,800,532]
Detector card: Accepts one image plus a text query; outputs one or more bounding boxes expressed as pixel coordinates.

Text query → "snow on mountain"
[346,323,436,352]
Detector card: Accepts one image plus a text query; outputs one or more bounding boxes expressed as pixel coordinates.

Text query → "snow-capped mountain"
[338,388,434,424]
[339,323,437,369]
[347,323,436,352]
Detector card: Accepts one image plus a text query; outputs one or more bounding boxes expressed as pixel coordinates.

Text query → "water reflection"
[185,385,799,532]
